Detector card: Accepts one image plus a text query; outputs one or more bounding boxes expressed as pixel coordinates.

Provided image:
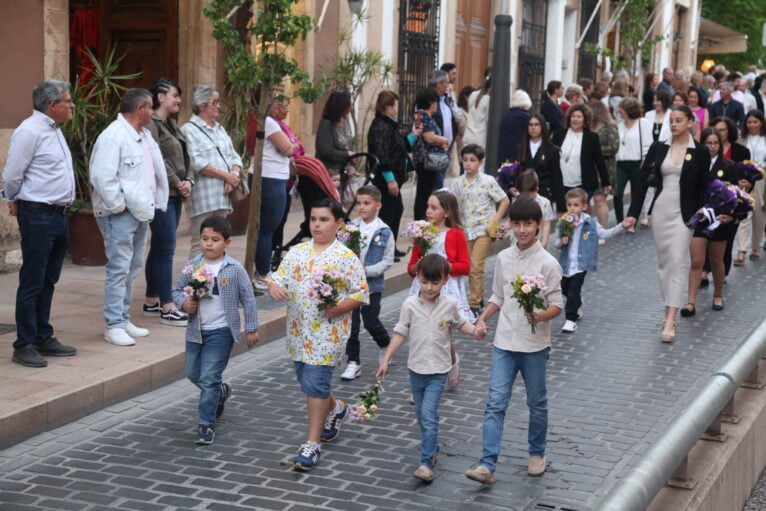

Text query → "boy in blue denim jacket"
[340,186,395,381]
[555,188,629,333]
[173,216,259,446]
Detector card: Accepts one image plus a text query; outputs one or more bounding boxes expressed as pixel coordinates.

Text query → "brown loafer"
[528,455,547,476]
[413,465,434,482]
[465,464,496,485]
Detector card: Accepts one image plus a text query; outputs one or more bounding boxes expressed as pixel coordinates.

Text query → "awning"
[697,17,748,54]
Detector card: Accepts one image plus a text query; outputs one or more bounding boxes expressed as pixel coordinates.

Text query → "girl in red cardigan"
[408,190,473,388]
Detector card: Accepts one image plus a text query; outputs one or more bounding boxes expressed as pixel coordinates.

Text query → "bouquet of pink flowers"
[403,220,439,252]
[557,211,578,238]
[337,223,367,256]
[182,264,214,301]
[348,380,383,423]
[487,221,510,240]
[307,266,347,310]
[511,274,548,334]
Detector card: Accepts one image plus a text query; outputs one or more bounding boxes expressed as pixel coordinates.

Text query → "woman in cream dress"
[626,106,710,341]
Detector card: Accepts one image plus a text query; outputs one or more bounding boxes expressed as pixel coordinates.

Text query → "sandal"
[712,296,724,311]
[750,253,761,261]
[660,319,677,343]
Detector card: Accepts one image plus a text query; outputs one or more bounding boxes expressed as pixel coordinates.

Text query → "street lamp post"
[485,14,513,176]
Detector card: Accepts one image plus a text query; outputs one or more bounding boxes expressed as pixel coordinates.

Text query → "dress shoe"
[680,304,696,317]
[712,296,724,311]
[37,337,77,357]
[12,345,47,367]
[394,248,406,258]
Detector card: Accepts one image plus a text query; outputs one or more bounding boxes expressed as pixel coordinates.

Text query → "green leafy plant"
[204,0,324,275]
[700,0,766,71]
[61,47,141,211]
[324,8,392,151]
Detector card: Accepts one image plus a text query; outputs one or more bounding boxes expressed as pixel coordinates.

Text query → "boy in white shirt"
[173,216,259,446]
[341,186,396,381]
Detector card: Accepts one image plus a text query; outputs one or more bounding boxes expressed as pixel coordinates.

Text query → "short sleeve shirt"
[451,172,508,240]
[394,294,465,374]
[535,194,556,221]
[261,116,290,180]
[270,240,370,366]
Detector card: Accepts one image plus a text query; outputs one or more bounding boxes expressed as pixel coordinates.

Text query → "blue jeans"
[96,212,149,329]
[186,327,234,426]
[255,177,288,275]
[410,371,447,467]
[14,206,69,349]
[480,346,549,472]
[145,196,182,305]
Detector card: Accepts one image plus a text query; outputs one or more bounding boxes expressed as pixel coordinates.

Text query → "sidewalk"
[0,178,494,448]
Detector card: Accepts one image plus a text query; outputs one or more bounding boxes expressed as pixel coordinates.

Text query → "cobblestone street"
[2,226,766,511]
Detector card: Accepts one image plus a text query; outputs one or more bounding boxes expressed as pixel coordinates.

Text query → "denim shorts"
[293,362,335,398]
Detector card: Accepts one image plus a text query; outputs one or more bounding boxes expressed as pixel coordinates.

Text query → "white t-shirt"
[261,116,290,180]
[534,194,556,221]
[200,260,228,330]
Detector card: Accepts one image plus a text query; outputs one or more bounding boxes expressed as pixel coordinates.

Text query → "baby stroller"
[274,152,379,262]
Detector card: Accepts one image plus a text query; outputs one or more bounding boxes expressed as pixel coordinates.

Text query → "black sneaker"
[143,303,161,317]
[160,308,188,327]
[37,337,77,357]
[196,425,215,445]
[12,345,47,368]
[216,383,232,419]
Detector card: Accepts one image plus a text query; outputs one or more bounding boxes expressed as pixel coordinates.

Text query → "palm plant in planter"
[61,48,141,265]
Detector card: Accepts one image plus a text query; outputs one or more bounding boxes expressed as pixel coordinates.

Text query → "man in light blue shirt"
[2,80,78,367]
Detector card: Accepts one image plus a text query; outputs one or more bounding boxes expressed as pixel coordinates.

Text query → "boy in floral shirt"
[268,198,369,471]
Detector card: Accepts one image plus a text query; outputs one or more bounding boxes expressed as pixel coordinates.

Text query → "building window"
[519,0,548,109]
[578,0,599,82]
[397,0,441,125]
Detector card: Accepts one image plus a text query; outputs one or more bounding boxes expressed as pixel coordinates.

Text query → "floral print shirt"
[271,239,369,366]
[451,172,507,240]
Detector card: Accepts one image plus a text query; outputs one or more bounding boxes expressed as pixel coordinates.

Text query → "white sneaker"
[561,320,577,333]
[340,362,361,381]
[125,322,150,338]
[105,328,136,346]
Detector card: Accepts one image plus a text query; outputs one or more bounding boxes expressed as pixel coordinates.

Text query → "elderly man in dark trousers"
[89,88,169,347]
[1,80,78,367]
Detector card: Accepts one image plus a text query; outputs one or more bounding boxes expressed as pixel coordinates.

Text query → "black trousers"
[377,183,404,243]
[561,271,587,322]
[345,292,390,363]
[414,167,444,220]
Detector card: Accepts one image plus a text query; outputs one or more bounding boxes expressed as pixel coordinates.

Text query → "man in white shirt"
[2,80,78,367]
[89,88,169,346]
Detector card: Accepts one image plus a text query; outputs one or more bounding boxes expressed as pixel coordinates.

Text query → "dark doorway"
[518,0,548,110]
[69,0,178,88]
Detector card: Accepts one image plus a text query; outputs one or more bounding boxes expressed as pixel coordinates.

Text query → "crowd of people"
[3,59,766,484]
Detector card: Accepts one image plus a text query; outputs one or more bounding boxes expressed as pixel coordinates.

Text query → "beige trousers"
[467,235,493,308]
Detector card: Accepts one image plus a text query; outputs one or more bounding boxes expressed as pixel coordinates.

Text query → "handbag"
[424,151,451,173]
[191,122,250,200]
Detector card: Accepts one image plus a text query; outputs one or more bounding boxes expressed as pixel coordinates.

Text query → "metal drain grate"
[0,324,15,335]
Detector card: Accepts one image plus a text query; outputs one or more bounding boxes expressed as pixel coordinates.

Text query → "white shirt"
[560,130,583,187]
[200,260,228,329]
[357,217,379,262]
[747,135,766,167]
[617,119,652,161]
[439,95,454,143]
[261,116,290,180]
[529,140,542,159]
[2,110,75,205]
[743,91,758,114]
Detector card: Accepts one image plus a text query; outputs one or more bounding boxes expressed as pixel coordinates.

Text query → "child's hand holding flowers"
[512,274,548,334]
[557,211,578,240]
[308,266,347,313]
[486,221,510,240]
[348,381,383,423]
[404,220,439,252]
[337,223,367,257]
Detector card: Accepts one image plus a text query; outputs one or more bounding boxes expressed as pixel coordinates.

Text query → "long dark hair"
[322,89,352,123]
[745,110,766,136]
[431,190,463,229]
[700,127,723,159]
[518,113,555,161]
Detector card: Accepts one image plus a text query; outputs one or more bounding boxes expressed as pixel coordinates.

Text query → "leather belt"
[16,199,71,215]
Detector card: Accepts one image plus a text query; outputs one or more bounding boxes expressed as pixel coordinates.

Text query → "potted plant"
[62,48,141,265]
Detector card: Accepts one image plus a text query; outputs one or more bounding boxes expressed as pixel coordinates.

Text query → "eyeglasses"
[528,122,541,127]
[208,99,221,106]
[705,141,720,146]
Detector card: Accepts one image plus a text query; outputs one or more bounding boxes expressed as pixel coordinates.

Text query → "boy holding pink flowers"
[172,216,259,447]
[465,196,562,485]
[268,198,369,472]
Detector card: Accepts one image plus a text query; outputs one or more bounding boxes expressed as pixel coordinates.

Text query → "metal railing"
[596,320,766,511]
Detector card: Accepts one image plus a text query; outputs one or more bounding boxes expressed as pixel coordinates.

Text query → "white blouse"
[746,135,766,167]
[617,119,652,162]
[560,130,583,187]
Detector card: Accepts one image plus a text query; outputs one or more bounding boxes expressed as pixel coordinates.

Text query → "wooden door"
[101,0,178,88]
[454,0,491,94]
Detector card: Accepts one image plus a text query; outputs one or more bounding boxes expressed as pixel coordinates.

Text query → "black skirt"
[693,220,737,241]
